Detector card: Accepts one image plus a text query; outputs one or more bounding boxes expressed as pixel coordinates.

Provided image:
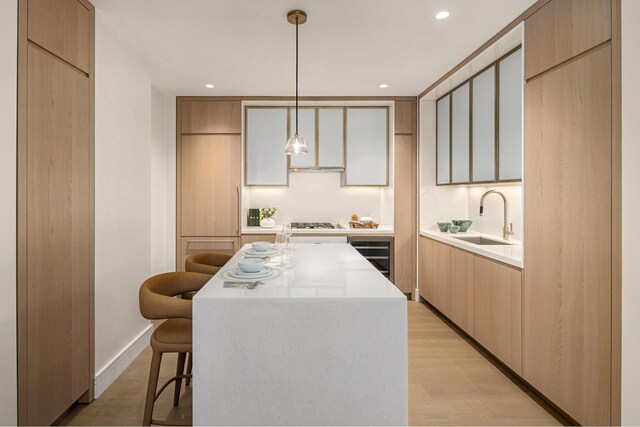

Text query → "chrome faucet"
[479,190,514,240]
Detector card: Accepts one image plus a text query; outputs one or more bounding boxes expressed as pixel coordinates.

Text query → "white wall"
[621,1,640,424]
[246,173,386,225]
[95,10,175,395]
[151,87,176,274]
[0,0,17,424]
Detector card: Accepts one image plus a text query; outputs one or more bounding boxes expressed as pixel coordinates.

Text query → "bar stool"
[139,272,211,426]
[185,252,233,276]
[183,252,233,385]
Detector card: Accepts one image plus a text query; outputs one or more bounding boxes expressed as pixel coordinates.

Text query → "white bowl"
[238,258,265,273]
[360,216,373,223]
[251,241,272,252]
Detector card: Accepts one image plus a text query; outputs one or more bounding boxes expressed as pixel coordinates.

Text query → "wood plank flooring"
[59,302,565,426]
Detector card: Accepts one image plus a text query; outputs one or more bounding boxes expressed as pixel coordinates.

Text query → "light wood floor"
[59,302,566,426]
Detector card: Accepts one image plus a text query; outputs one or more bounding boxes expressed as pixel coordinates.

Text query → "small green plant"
[260,207,277,219]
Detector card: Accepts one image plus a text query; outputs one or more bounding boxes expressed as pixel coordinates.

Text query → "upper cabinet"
[436,96,451,185]
[289,108,317,169]
[344,107,389,186]
[245,105,388,186]
[471,66,496,182]
[318,108,344,168]
[245,108,288,186]
[436,47,523,186]
[451,83,470,184]
[524,0,611,80]
[182,100,241,134]
[498,50,523,180]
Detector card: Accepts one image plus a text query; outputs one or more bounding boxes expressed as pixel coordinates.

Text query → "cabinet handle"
[236,186,240,235]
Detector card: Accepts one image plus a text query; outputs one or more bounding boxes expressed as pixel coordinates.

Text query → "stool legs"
[173,352,186,406]
[143,351,163,426]
[186,353,192,386]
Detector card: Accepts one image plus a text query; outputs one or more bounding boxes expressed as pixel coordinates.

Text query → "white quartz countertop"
[195,243,405,299]
[420,229,523,269]
[241,223,394,235]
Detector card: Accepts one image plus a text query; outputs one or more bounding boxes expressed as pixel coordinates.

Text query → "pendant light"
[284,10,308,155]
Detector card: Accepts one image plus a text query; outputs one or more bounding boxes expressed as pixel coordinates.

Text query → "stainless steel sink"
[454,236,513,246]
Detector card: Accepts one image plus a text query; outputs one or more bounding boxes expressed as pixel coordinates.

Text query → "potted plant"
[260,207,277,228]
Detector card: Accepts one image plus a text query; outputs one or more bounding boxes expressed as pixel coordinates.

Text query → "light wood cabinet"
[450,248,474,336]
[394,135,416,294]
[18,0,94,423]
[181,100,241,134]
[523,45,612,425]
[394,100,414,135]
[179,237,240,271]
[524,0,611,80]
[27,0,91,73]
[473,256,522,374]
[180,135,241,237]
[419,237,451,316]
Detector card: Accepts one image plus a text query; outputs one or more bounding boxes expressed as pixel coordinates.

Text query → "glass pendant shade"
[285,133,308,155]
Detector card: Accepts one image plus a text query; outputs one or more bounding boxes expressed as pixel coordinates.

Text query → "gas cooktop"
[291,222,345,229]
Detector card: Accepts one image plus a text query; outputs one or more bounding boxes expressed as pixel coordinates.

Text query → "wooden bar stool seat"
[139,272,210,426]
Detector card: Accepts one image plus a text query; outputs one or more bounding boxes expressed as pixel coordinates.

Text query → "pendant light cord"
[295,17,299,135]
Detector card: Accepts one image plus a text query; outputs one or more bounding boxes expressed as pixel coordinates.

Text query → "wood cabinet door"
[450,248,474,336]
[24,44,91,426]
[181,100,241,134]
[523,46,612,425]
[473,256,522,374]
[181,135,241,237]
[524,0,611,79]
[419,238,451,316]
[394,134,416,294]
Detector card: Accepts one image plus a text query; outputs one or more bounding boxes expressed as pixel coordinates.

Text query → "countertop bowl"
[238,258,265,273]
[437,222,452,232]
[251,241,273,252]
[453,220,473,232]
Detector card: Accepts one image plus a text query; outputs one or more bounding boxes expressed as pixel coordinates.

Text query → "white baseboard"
[94,324,154,398]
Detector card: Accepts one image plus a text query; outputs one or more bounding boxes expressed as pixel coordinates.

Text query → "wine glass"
[283,224,293,251]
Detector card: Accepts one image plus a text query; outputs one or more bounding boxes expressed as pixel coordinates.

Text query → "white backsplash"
[245,172,392,226]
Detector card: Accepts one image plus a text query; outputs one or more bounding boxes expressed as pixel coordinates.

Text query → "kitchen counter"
[242,223,394,235]
[420,229,523,269]
[193,243,407,425]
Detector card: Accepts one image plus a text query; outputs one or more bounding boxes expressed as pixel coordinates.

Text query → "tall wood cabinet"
[523,0,615,424]
[177,100,242,269]
[17,0,95,424]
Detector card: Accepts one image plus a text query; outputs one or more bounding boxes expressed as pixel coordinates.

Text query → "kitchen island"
[193,243,408,426]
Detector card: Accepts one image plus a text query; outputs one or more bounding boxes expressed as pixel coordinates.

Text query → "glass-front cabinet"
[435,46,523,186]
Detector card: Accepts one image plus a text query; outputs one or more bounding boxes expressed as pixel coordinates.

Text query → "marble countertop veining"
[420,229,523,268]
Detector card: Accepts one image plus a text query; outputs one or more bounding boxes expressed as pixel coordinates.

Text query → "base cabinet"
[473,256,522,374]
[450,248,474,336]
[419,237,451,317]
[419,237,522,374]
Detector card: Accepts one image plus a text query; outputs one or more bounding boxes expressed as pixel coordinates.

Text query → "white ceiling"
[92,0,536,97]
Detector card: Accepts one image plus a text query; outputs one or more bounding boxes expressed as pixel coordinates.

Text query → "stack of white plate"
[220,266,282,282]
[241,246,281,258]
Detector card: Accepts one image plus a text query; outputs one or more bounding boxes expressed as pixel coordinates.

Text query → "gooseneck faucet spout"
[479,190,514,240]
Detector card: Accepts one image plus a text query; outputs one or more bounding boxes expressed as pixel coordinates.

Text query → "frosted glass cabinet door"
[472,66,496,182]
[245,108,288,186]
[318,108,344,167]
[498,48,523,180]
[436,96,450,185]
[289,107,316,168]
[344,108,388,186]
[451,83,470,183]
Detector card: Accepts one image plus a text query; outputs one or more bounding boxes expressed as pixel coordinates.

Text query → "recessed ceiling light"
[205,84,214,88]
[379,84,388,88]
[435,11,450,20]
